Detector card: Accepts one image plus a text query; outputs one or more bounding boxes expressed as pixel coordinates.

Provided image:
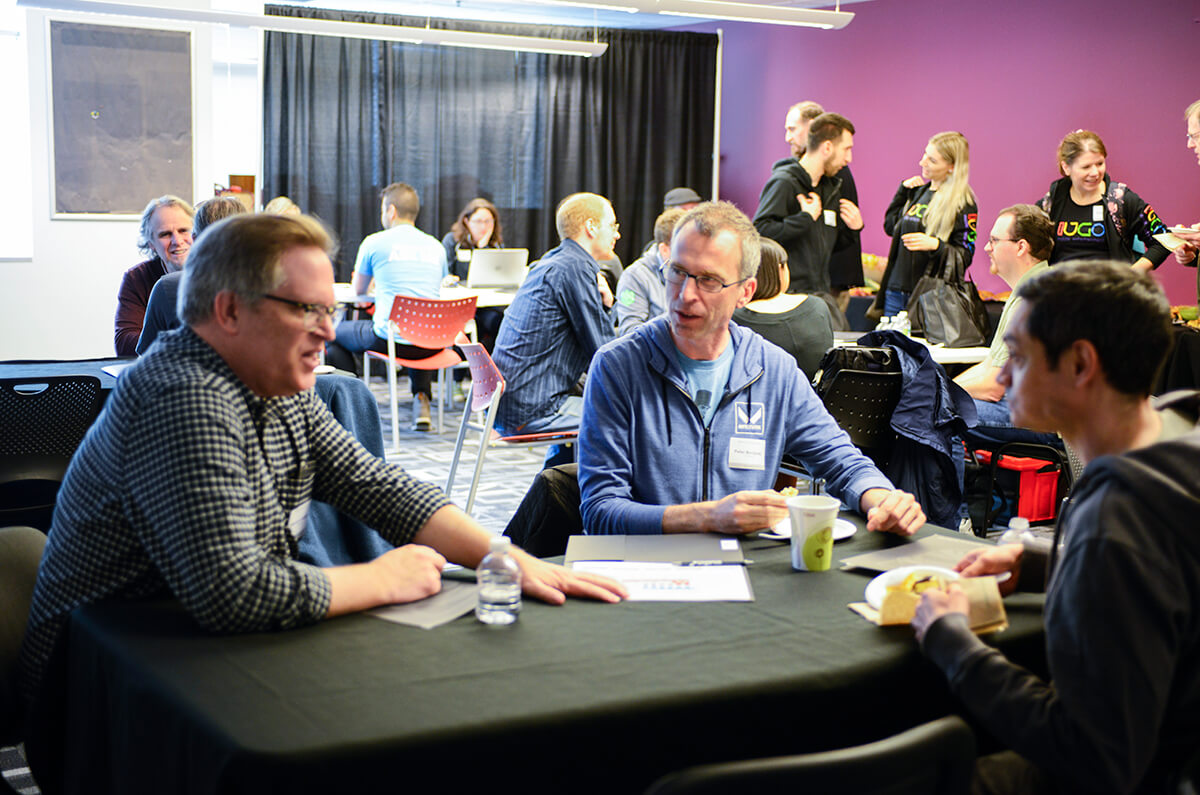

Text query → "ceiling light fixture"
[15,0,610,56]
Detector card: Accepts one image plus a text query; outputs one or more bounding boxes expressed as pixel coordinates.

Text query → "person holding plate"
[912,261,1200,794]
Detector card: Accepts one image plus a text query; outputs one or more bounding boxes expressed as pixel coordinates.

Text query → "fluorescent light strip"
[519,0,640,13]
[656,0,852,28]
[14,0,609,56]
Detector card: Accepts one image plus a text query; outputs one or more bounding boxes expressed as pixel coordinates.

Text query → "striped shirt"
[492,239,614,432]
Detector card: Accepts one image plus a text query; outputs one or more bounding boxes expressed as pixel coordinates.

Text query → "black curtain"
[263,5,717,279]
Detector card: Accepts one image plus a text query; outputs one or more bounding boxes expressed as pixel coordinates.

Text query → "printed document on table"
[571,561,754,602]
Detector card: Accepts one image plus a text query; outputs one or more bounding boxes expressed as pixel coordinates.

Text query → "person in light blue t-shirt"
[325,182,448,430]
[579,201,927,537]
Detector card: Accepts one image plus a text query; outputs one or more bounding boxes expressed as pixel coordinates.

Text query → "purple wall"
[694,0,1200,303]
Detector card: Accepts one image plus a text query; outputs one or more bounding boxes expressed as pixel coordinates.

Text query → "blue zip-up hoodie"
[578,316,894,535]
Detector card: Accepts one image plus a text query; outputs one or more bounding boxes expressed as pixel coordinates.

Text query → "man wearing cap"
[663,187,702,211]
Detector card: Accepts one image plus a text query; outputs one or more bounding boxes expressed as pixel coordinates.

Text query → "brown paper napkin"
[848,576,1008,634]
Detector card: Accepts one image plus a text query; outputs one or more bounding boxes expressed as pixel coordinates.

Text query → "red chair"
[445,342,578,515]
[364,295,476,443]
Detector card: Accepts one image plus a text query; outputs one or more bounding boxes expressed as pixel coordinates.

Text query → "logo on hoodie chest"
[735,402,764,435]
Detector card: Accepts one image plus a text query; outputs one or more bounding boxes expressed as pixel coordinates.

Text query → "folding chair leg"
[445,384,475,498]
[435,368,445,435]
[465,401,501,515]
[362,351,370,388]
[387,358,399,452]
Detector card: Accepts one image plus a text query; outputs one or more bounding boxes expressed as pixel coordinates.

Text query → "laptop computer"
[466,248,529,290]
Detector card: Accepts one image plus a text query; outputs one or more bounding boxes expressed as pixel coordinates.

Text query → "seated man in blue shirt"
[492,192,617,466]
[578,201,924,536]
[19,213,625,708]
[325,182,448,430]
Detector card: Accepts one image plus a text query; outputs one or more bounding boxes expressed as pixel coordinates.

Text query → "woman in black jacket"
[873,131,978,319]
[1037,130,1169,271]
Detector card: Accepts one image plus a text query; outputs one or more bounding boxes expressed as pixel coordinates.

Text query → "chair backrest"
[386,295,478,349]
[0,376,102,458]
[459,342,506,413]
[820,369,903,452]
[645,715,975,795]
[0,525,48,746]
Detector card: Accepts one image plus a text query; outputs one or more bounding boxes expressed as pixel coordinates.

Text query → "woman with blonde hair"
[1036,130,1169,271]
[872,131,978,318]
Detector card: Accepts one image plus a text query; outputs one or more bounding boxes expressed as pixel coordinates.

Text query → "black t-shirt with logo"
[889,184,935,291]
[1051,197,1108,263]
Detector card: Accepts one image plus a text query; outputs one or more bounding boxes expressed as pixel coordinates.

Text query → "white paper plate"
[761,517,856,542]
[864,565,959,611]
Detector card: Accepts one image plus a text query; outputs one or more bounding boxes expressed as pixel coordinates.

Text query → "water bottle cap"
[489,535,512,552]
[1008,517,1031,532]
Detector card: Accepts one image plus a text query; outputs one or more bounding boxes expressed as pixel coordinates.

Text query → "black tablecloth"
[32,522,1046,795]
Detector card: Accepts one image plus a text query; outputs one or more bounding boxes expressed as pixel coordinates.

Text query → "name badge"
[823,209,837,227]
[728,437,766,470]
[1092,204,1104,222]
[288,499,311,539]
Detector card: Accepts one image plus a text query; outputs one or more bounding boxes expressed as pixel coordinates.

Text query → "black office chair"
[0,376,102,531]
[503,464,582,558]
[644,715,976,795]
[779,348,902,481]
[0,526,48,795]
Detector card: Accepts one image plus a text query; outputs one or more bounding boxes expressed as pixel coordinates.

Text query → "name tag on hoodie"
[823,209,837,227]
[728,437,765,470]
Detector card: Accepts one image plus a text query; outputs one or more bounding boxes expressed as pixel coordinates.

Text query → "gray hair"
[137,195,194,258]
[193,196,248,240]
[179,214,336,325]
[672,201,761,280]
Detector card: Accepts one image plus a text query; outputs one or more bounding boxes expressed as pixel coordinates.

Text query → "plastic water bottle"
[894,310,911,336]
[476,536,522,625]
[998,516,1032,545]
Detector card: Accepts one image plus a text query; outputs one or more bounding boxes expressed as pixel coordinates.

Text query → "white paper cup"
[788,495,840,571]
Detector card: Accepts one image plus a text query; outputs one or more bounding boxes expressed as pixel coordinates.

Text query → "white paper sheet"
[367,580,479,629]
[571,561,754,602]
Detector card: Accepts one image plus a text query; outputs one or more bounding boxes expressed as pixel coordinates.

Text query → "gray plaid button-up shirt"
[19,326,450,699]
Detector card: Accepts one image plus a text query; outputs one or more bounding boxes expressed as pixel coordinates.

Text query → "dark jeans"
[967,395,1064,449]
[326,320,439,398]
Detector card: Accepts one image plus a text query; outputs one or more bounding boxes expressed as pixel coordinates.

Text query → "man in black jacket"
[912,260,1200,794]
[752,112,862,295]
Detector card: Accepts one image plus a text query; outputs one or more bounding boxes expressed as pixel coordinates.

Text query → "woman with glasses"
[732,238,833,380]
[442,197,506,353]
[1036,130,1169,271]
[442,198,504,281]
[871,131,978,319]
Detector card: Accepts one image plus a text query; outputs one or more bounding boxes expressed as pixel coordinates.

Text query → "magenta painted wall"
[691,0,1200,303]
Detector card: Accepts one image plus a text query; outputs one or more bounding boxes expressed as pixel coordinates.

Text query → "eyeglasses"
[1188,131,1200,145]
[987,237,1018,246]
[665,264,749,294]
[261,294,338,330]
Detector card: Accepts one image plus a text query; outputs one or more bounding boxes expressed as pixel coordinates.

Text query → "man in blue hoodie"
[578,201,924,536]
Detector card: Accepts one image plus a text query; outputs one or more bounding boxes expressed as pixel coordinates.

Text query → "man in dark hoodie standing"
[752,111,862,295]
[912,260,1200,794]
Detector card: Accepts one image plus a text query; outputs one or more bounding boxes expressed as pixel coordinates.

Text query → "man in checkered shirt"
[18,213,626,703]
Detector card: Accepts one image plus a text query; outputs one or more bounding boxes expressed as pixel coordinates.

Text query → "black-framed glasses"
[261,294,338,330]
[665,263,749,294]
